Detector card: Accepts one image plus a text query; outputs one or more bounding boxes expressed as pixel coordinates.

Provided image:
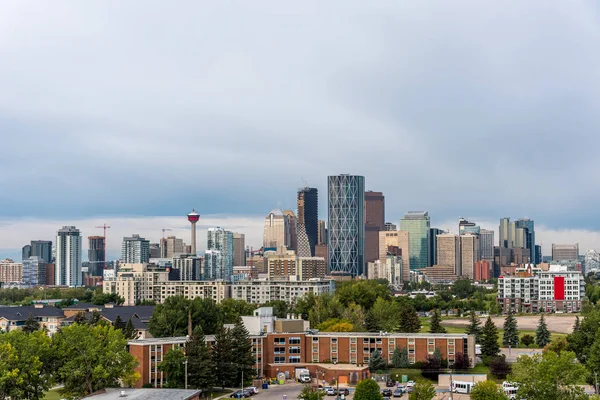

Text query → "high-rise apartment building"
[296,187,319,257]
[22,241,52,264]
[364,191,385,266]
[460,234,479,279]
[552,244,579,262]
[0,259,22,284]
[436,234,460,272]
[379,230,410,282]
[161,236,184,258]
[172,254,202,280]
[56,226,82,287]
[283,210,297,251]
[479,229,494,261]
[149,243,161,259]
[400,211,430,271]
[88,236,105,276]
[428,228,444,266]
[233,233,246,266]
[317,220,327,245]
[122,234,150,264]
[263,210,290,250]
[327,174,365,276]
[22,256,46,287]
[206,227,234,280]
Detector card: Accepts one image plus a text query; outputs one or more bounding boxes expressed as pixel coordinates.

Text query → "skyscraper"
[56,226,82,287]
[122,234,150,263]
[22,256,46,287]
[161,236,184,258]
[317,220,327,245]
[296,187,319,257]
[364,191,385,266]
[283,210,298,251]
[460,234,479,279]
[22,245,31,260]
[458,218,479,234]
[206,227,234,280]
[30,240,52,264]
[88,236,105,276]
[428,228,444,266]
[436,233,460,272]
[479,229,494,261]
[263,210,290,250]
[499,217,511,248]
[379,230,410,281]
[515,218,535,264]
[328,174,365,276]
[400,211,430,271]
[384,222,397,231]
[233,233,246,266]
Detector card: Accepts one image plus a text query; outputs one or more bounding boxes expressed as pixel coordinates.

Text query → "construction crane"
[95,224,111,271]
[161,229,172,258]
[162,228,172,240]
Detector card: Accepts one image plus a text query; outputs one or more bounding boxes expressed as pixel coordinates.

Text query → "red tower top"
[187,209,200,223]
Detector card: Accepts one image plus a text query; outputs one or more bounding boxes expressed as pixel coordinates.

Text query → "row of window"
[274,347,301,354]
[274,337,302,345]
[274,356,301,364]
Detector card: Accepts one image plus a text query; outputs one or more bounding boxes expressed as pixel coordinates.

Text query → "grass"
[388,364,493,383]
[43,389,63,400]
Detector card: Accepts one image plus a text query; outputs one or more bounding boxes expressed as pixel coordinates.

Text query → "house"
[62,303,155,338]
[0,305,65,336]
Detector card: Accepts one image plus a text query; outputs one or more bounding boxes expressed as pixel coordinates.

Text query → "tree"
[429,309,447,333]
[123,319,136,339]
[535,314,551,348]
[489,355,511,379]
[398,304,421,333]
[368,350,387,372]
[230,318,256,386]
[465,310,482,343]
[354,378,383,400]
[509,350,587,400]
[566,307,600,364]
[521,334,534,347]
[502,311,519,347]
[299,385,325,400]
[452,352,470,370]
[469,380,507,400]
[212,325,236,388]
[367,298,400,332]
[219,299,257,324]
[158,348,186,388]
[148,296,192,337]
[113,315,126,331]
[52,323,139,398]
[409,380,436,400]
[22,313,40,334]
[544,336,568,355]
[318,318,354,332]
[186,326,215,389]
[481,316,500,357]
[451,279,476,299]
[421,352,442,380]
[73,311,87,324]
[262,300,289,319]
[573,316,581,333]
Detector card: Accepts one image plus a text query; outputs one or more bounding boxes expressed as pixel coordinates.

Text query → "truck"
[295,368,311,383]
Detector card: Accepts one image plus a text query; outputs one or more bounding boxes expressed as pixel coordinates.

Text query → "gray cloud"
[1,0,599,238]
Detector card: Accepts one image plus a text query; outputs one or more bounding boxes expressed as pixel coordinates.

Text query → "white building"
[56,226,82,287]
[231,278,334,304]
[206,228,233,280]
[122,234,150,264]
[367,255,403,286]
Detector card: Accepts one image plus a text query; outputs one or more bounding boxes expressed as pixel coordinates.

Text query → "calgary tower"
[187,209,200,255]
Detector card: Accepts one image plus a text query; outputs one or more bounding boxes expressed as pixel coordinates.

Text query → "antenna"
[301,177,309,187]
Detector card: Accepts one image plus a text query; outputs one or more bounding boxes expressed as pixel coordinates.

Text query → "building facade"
[233,233,246,266]
[328,175,365,277]
[263,210,290,250]
[231,279,334,304]
[122,234,150,264]
[88,236,105,276]
[400,211,430,271]
[56,226,82,287]
[0,259,23,284]
[172,255,202,281]
[460,234,479,279]
[428,228,443,267]
[552,244,579,262]
[364,191,385,268]
[436,234,460,273]
[22,256,46,287]
[379,230,410,282]
[30,240,52,264]
[318,220,327,245]
[296,187,319,257]
[161,236,184,258]
[206,228,234,280]
[479,229,494,261]
[367,255,403,285]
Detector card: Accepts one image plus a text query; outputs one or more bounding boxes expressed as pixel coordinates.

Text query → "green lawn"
[43,389,62,400]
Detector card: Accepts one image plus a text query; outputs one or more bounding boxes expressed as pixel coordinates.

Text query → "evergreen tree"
[573,315,581,333]
[481,316,500,357]
[212,325,236,388]
[429,309,446,334]
[113,315,125,331]
[230,318,256,386]
[399,347,409,367]
[123,319,136,339]
[368,350,387,372]
[159,348,186,388]
[535,314,551,348]
[502,311,519,347]
[73,311,87,325]
[465,310,482,343]
[398,305,421,333]
[391,347,402,368]
[22,313,40,334]
[186,326,215,389]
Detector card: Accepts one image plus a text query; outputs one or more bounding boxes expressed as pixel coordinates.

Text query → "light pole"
[184,360,188,390]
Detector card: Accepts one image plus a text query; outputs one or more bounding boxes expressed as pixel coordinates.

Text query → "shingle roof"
[84,388,201,399]
[0,306,65,321]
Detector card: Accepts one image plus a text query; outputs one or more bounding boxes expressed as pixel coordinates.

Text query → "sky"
[1,1,600,259]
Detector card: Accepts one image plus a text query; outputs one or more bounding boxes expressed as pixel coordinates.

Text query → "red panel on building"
[554,276,565,300]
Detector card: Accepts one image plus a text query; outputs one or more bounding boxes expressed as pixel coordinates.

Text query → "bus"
[502,381,518,399]
[451,381,475,394]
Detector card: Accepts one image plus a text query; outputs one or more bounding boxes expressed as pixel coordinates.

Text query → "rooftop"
[84,388,201,399]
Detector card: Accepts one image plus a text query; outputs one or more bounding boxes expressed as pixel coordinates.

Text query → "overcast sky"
[1,1,599,259]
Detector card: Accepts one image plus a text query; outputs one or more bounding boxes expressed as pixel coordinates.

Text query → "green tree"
[509,350,587,400]
[465,310,482,343]
[489,355,511,380]
[158,348,186,388]
[219,299,257,324]
[354,378,383,400]
[231,318,256,386]
[22,313,40,334]
[469,380,507,400]
[367,298,400,332]
[502,311,519,347]
[317,318,354,332]
[544,336,568,355]
[521,334,534,347]
[73,311,87,324]
[398,304,421,333]
[149,296,192,337]
[535,314,551,348]
[113,315,126,331]
[124,319,137,339]
[572,316,581,333]
[429,309,446,333]
[451,279,475,299]
[481,316,500,357]
[262,300,289,318]
[452,352,470,370]
[299,385,325,400]
[409,380,436,400]
[368,350,387,372]
[391,348,402,368]
[212,325,236,388]
[186,326,215,389]
[53,323,139,398]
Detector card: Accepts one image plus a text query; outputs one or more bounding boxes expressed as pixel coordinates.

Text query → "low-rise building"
[0,305,64,336]
[231,278,334,304]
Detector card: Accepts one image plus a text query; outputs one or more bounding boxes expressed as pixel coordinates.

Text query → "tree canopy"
[354,378,383,400]
[469,380,507,400]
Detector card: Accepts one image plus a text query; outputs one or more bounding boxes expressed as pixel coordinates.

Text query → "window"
[289,347,301,354]
[313,337,319,342]
[274,356,285,364]
[274,338,286,345]
[289,337,301,345]
[274,347,286,354]
[289,356,301,363]
[331,338,337,343]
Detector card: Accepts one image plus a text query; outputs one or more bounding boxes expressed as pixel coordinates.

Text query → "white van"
[452,381,475,394]
[502,381,518,399]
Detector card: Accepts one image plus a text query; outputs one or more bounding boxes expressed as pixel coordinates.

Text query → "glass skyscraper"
[400,211,430,271]
[296,187,319,257]
[327,175,365,276]
[206,227,234,280]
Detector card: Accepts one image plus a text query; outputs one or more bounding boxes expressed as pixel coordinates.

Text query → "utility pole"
[184,360,188,390]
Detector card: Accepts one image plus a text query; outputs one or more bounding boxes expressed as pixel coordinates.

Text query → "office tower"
[283,210,297,251]
[149,243,161,258]
[55,226,82,287]
[87,236,105,276]
[437,234,460,272]
[187,209,200,255]
[460,234,479,279]
[263,210,290,250]
[22,256,46,287]
[473,260,491,281]
[162,236,184,258]
[552,244,579,262]
[122,234,150,263]
[207,227,234,280]
[233,233,246,266]
[30,240,52,264]
[428,228,444,266]
[296,187,319,257]
[379,230,410,281]
[172,254,201,280]
[458,218,480,234]
[499,217,511,248]
[318,220,327,244]
[515,218,535,264]
[22,245,31,260]
[535,245,542,266]
[384,222,397,231]
[400,211,430,271]
[364,191,385,266]
[479,229,494,260]
[327,174,365,276]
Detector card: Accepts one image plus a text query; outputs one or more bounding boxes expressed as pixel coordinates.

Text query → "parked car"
[245,387,259,395]
[386,380,395,387]
[406,381,415,388]
[325,387,337,396]
[382,389,392,397]
[230,390,251,398]
[393,388,405,397]
[339,388,350,396]
[383,397,390,400]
